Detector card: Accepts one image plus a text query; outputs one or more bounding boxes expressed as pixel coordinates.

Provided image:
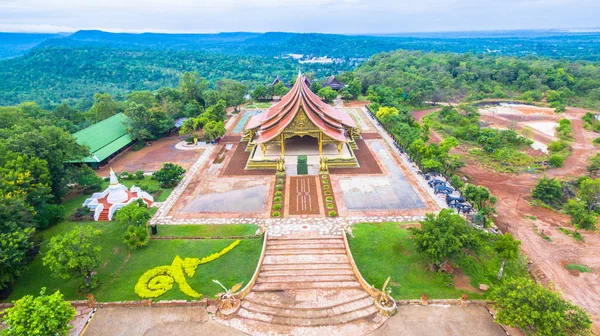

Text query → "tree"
[152,163,186,188]
[124,102,173,142]
[491,278,591,336]
[310,82,323,94]
[1,288,76,336]
[251,85,268,101]
[409,209,478,265]
[88,93,118,122]
[114,199,151,227]
[126,91,157,108]
[375,106,399,121]
[317,87,337,102]
[180,72,209,105]
[531,176,563,207]
[347,78,361,99]
[578,177,600,211]
[179,117,202,143]
[203,120,226,141]
[587,153,600,177]
[463,184,497,225]
[0,228,34,290]
[43,226,102,290]
[203,99,227,122]
[273,82,289,97]
[564,199,597,231]
[216,79,247,111]
[494,233,521,280]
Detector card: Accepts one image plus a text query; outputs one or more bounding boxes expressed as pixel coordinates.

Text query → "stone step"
[263,254,349,265]
[245,290,370,310]
[237,304,378,326]
[260,263,352,272]
[266,242,346,250]
[267,238,343,246]
[257,275,358,283]
[265,249,346,256]
[252,281,361,292]
[259,269,355,277]
[241,296,374,319]
[268,235,342,241]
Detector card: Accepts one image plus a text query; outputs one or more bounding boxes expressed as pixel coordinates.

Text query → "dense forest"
[0,47,349,108]
[22,30,600,60]
[354,50,600,111]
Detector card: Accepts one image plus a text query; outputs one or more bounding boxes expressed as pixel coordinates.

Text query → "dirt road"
[414,105,600,332]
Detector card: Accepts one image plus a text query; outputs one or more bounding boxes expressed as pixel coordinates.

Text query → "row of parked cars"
[424,174,474,214]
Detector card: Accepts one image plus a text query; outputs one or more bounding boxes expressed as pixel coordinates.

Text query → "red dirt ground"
[417,105,600,333]
[96,135,200,177]
[221,142,274,176]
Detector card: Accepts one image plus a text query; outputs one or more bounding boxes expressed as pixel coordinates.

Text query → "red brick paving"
[221,143,275,176]
[330,139,382,175]
[288,176,321,215]
[360,133,382,139]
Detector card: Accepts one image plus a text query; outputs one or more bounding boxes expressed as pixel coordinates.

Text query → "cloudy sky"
[0,0,598,34]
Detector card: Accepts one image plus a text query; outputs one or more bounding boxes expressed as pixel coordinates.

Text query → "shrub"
[135,170,145,180]
[548,154,565,168]
[531,176,563,207]
[593,137,600,145]
[322,179,329,184]
[132,141,146,151]
[324,190,332,195]
[103,176,110,182]
[1,288,76,336]
[325,196,334,202]
[328,211,337,217]
[272,211,281,217]
[273,204,282,210]
[123,225,150,250]
[323,184,330,190]
[185,136,195,144]
[139,183,160,194]
[274,191,283,197]
[276,178,284,185]
[276,173,286,178]
[326,203,334,210]
[120,171,131,180]
[152,163,186,188]
[70,207,93,222]
[548,140,569,153]
[275,185,283,191]
[273,196,282,202]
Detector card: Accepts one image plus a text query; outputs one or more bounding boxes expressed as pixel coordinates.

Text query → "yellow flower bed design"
[135,240,240,299]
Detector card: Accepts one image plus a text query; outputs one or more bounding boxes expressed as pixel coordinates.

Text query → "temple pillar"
[318,132,323,156]
[337,141,343,155]
[280,133,285,157]
[260,143,266,156]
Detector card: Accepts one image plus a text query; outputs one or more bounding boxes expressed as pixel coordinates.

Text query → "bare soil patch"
[221,143,274,176]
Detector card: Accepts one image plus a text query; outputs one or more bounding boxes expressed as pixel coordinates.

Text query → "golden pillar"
[280,133,285,157]
[337,141,343,155]
[260,143,266,156]
[318,132,323,156]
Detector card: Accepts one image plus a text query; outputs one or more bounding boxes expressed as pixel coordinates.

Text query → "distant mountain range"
[1,29,600,60]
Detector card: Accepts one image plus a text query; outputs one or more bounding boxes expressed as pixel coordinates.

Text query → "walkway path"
[216,231,387,335]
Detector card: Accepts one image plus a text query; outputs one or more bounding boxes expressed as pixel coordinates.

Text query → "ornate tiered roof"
[246,72,356,144]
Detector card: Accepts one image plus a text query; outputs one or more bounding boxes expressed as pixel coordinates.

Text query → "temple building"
[83,169,154,221]
[322,75,345,91]
[244,72,360,174]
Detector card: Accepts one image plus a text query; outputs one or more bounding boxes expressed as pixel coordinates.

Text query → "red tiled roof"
[246,72,356,144]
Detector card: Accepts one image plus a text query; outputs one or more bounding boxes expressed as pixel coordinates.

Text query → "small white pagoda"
[83,168,154,221]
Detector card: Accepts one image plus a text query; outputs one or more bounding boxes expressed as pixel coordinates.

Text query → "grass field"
[7,220,263,302]
[155,224,259,238]
[245,102,272,109]
[348,222,528,300]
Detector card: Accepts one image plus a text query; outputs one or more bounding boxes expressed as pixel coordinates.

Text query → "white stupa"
[106,168,129,204]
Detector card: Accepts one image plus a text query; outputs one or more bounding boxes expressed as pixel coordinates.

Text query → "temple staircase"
[219,231,387,335]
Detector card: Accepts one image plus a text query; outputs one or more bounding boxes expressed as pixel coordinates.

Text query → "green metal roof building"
[72,113,133,168]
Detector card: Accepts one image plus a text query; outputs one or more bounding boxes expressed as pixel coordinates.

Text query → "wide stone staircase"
[229,232,385,333]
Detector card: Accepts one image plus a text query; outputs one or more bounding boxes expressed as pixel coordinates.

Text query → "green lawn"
[245,102,272,109]
[349,223,497,300]
[155,224,259,238]
[7,221,263,302]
